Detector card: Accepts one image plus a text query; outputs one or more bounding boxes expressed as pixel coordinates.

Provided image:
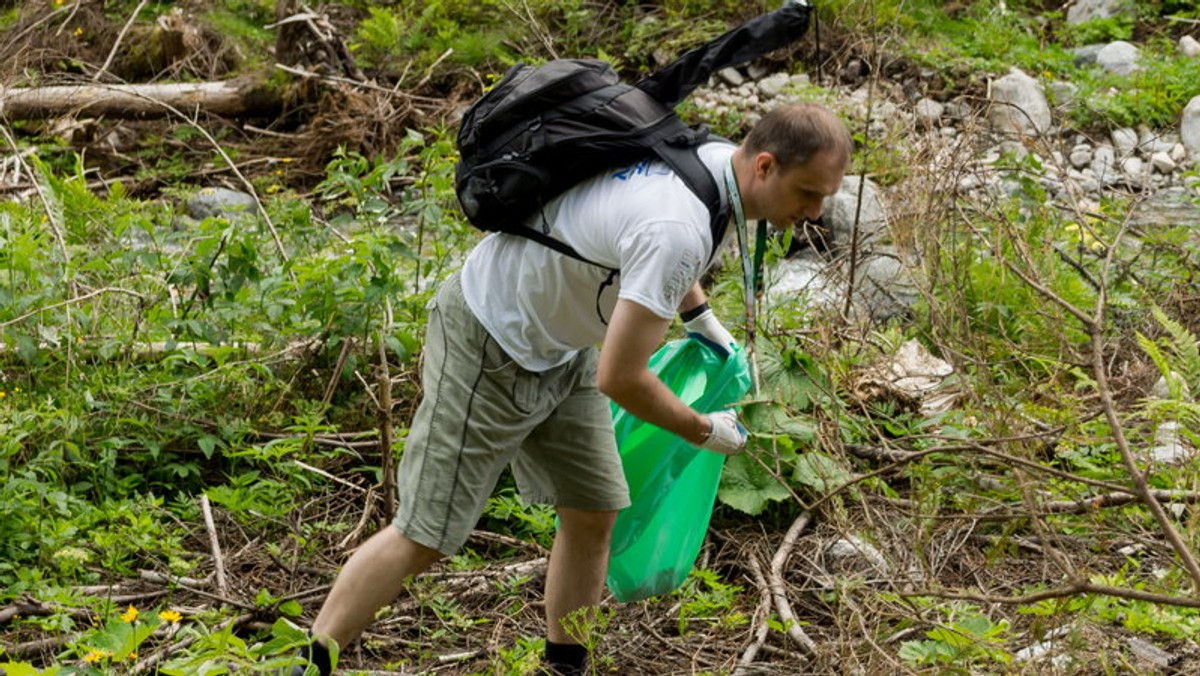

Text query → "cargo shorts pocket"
[480,335,539,414]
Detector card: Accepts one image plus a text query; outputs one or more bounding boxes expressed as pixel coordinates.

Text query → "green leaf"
[718,453,791,515]
[757,345,823,411]
[198,435,218,459]
[278,599,304,617]
[791,452,853,493]
[0,663,60,676]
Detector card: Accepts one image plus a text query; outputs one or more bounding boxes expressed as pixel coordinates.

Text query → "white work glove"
[682,305,737,358]
[699,410,748,455]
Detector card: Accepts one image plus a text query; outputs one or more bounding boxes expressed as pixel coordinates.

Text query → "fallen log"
[0,77,281,120]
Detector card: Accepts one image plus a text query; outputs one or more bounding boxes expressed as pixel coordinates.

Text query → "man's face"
[754,149,847,230]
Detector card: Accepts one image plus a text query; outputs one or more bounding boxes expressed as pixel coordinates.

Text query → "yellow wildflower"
[120,605,138,623]
[74,27,83,37]
[83,649,110,663]
[158,609,183,623]
[0,392,6,399]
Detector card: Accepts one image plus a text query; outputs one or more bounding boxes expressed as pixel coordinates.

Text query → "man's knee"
[555,507,618,541]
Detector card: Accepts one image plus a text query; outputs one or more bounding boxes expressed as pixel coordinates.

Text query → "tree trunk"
[0,76,281,120]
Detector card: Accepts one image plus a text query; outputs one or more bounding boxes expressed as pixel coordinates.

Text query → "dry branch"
[902,578,1200,609]
[768,512,817,655]
[200,494,229,597]
[736,554,774,673]
[0,78,281,119]
[378,299,397,524]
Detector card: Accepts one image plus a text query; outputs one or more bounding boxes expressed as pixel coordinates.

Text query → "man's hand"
[699,410,748,455]
[683,305,737,358]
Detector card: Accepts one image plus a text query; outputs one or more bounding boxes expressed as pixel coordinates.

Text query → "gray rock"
[717,67,745,87]
[756,72,791,98]
[1096,41,1141,75]
[988,68,1052,137]
[1151,152,1177,174]
[997,139,1029,161]
[823,175,889,247]
[1151,372,1192,401]
[185,187,258,221]
[1094,144,1118,183]
[1129,187,1200,230]
[1091,145,1118,185]
[943,99,972,121]
[1151,422,1194,464]
[855,251,920,321]
[1112,127,1138,157]
[746,62,772,80]
[766,254,839,309]
[1182,35,1200,58]
[914,97,944,127]
[1121,156,1145,181]
[822,535,891,577]
[1046,81,1079,107]
[1072,44,1105,67]
[1183,96,1200,155]
[1066,0,1125,24]
[1069,144,1094,169]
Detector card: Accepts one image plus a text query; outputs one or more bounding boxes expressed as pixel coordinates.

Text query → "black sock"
[300,639,332,676]
[545,640,588,675]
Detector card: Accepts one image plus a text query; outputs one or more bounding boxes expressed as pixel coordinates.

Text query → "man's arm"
[597,299,710,445]
[678,282,708,317]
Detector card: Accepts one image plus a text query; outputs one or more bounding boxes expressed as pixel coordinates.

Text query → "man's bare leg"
[543,506,617,673]
[311,525,443,649]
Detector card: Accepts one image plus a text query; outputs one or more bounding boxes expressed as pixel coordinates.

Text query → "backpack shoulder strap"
[510,222,614,270]
[655,134,730,263]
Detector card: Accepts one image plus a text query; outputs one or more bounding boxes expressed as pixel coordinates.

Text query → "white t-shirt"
[460,141,736,372]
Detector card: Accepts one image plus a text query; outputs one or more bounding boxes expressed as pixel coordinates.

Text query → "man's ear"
[753,151,777,178]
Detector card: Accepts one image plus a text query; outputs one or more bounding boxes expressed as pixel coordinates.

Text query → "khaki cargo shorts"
[392,271,630,556]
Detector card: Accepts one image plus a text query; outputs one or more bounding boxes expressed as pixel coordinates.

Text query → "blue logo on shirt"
[611,159,670,181]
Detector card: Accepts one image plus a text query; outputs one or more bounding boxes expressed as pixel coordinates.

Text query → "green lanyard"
[725,157,765,392]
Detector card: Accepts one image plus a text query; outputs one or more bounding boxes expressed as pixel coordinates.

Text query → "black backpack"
[454,1,814,266]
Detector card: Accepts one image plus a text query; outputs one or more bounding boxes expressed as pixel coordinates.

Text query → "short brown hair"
[742,103,852,169]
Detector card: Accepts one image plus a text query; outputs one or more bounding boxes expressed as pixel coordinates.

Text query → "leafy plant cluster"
[0,128,470,595]
[349,0,756,84]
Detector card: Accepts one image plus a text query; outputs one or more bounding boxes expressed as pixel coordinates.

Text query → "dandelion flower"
[159,609,183,623]
[120,605,138,623]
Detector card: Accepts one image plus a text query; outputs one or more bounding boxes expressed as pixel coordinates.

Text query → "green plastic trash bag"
[606,338,753,602]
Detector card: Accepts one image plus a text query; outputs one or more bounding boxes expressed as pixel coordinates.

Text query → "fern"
[1151,305,1200,387]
